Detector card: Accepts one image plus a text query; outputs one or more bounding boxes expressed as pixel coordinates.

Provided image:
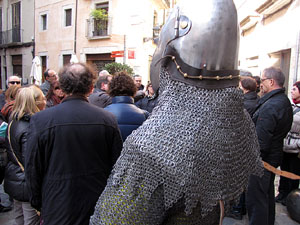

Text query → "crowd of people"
[0,63,159,225]
[0,63,298,225]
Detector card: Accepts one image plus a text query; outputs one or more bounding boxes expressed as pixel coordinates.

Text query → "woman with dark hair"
[276,81,300,205]
[105,72,148,141]
[4,85,45,225]
[135,82,159,113]
[239,77,259,117]
[46,81,65,108]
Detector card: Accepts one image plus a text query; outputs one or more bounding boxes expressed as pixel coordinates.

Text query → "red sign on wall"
[111,51,124,58]
[128,50,135,59]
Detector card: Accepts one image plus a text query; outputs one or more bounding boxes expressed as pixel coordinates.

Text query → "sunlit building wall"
[35,0,171,86]
[235,0,300,95]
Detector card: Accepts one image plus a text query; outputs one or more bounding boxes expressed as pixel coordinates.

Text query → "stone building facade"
[0,0,34,89]
[35,0,172,86]
[235,0,300,94]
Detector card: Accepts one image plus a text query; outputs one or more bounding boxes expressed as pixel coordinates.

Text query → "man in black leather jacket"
[247,67,293,225]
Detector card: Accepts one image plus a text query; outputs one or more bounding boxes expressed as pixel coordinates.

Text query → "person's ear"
[88,85,94,95]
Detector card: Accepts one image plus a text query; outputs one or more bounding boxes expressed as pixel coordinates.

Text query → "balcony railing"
[86,17,112,39]
[0,28,23,45]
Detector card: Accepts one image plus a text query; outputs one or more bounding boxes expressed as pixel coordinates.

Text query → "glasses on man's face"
[54,87,61,90]
[261,78,271,83]
[9,81,20,85]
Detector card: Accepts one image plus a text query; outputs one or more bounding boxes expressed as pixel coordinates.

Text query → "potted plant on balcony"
[90,9,108,36]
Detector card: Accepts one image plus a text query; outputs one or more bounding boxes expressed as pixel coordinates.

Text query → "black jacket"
[135,94,159,113]
[25,96,123,225]
[88,90,112,108]
[252,88,293,167]
[243,91,259,117]
[4,115,30,202]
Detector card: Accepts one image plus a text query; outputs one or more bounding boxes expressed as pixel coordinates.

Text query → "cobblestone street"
[1,175,299,225]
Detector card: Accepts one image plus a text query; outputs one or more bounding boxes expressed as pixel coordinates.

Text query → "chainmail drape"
[90,68,263,225]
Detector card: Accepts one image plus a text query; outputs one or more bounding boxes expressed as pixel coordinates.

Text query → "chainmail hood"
[90,68,263,224]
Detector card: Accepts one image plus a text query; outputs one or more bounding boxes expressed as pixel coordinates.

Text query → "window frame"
[62,5,74,28]
[39,12,48,31]
[64,8,72,27]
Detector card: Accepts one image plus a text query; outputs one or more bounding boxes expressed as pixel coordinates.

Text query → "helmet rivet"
[180,21,188,29]
[177,66,180,69]
[199,75,203,80]
[172,56,175,60]
[229,75,232,79]
[216,76,220,80]
[184,73,188,77]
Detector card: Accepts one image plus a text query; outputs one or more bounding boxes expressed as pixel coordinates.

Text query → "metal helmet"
[150,0,240,91]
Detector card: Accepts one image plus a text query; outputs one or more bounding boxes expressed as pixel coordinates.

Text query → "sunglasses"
[9,81,20,85]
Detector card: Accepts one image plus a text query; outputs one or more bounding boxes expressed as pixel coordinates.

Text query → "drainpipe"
[123,35,126,64]
[32,0,35,59]
[74,0,78,54]
[294,30,300,84]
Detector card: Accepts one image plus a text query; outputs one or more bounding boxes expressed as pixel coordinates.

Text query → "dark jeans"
[246,169,275,225]
[278,152,300,197]
[0,166,4,204]
[232,192,246,213]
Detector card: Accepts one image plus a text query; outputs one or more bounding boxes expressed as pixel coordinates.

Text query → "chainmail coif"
[90,68,263,225]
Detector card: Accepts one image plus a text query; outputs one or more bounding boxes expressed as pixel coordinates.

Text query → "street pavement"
[1,176,299,224]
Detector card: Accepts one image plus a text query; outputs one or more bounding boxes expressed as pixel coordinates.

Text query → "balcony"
[86,17,112,40]
[0,28,23,46]
[256,0,292,15]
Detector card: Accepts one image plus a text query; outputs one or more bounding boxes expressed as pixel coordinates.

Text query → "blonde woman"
[4,85,45,225]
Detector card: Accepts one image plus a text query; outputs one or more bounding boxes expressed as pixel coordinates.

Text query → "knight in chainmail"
[90,1,263,224]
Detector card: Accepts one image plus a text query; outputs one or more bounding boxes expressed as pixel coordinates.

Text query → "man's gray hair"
[99,70,109,76]
[263,67,285,87]
[133,74,141,78]
[96,74,112,89]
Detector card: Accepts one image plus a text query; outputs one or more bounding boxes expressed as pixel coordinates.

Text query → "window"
[12,2,20,29]
[63,54,71,66]
[93,2,109,37]
[0,8,2,44]
[41,14,47,31]
[41,56,47,82]
[12,55,22,77]
[65,8,72,27]
[12,2,21,42]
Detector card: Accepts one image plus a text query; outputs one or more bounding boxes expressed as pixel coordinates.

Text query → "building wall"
[35,0,75,70]
[236,0,300,96]
[0,0,34,89]
[35,0,169,86]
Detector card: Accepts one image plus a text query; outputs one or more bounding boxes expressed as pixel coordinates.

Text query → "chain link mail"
[90,68,263,224]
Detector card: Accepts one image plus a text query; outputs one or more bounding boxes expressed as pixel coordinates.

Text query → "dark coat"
[88,90,112,108]
[0,92,6,110]
[252,88,293,167]
[105,96,148,141]
[25,96,123,225]
[4,115,30,202]
[243,91,259,117]
[135,94,159,113]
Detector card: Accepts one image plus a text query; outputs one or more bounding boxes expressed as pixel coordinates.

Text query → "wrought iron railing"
[0,27,23,45]
[86,17,111,39]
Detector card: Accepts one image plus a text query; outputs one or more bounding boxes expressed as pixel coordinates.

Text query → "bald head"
[59,63,97,96]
